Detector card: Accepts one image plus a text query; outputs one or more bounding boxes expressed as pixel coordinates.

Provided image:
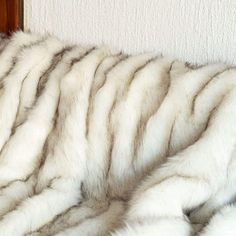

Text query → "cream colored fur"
[0,32,235,235]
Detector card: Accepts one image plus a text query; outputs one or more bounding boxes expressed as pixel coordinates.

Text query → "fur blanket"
[0,32,235,236]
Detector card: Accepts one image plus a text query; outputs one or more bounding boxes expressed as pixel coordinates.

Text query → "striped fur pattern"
[0,31,235,235]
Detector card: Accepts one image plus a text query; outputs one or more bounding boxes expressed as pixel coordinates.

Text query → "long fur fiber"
[0,32,235,235]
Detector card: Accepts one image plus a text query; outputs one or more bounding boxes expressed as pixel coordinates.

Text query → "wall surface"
[24,0,236,65]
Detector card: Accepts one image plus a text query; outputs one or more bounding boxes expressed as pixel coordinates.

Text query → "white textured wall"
[24,0,236,65]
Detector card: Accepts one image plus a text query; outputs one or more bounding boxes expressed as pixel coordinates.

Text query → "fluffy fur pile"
[0,31,235,236]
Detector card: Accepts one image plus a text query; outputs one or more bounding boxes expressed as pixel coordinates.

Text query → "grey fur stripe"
[0,37,9,55]
[85,54,127,138]
[106,56,154,179]
[133,61,174,160]
[36,47,73,98]
[12,47,72,133]
[190,68,230,115]
[123,57,157,99]
[36,46,96,171]
[0,36,48,82]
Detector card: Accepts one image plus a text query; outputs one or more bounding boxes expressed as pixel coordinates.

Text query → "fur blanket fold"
[0,31,235,236]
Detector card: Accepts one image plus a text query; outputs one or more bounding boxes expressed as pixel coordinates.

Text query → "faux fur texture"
[0,31,235,235]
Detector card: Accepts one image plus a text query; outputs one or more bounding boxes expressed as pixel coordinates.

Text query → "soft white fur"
[0,32,235,236]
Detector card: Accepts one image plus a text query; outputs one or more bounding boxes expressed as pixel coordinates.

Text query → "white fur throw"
[0,31,235,236]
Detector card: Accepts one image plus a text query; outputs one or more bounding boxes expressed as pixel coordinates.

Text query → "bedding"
[0,31,235,235]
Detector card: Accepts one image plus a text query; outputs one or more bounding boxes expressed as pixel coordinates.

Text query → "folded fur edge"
[199,204,236,236]
[111,217,192,236]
